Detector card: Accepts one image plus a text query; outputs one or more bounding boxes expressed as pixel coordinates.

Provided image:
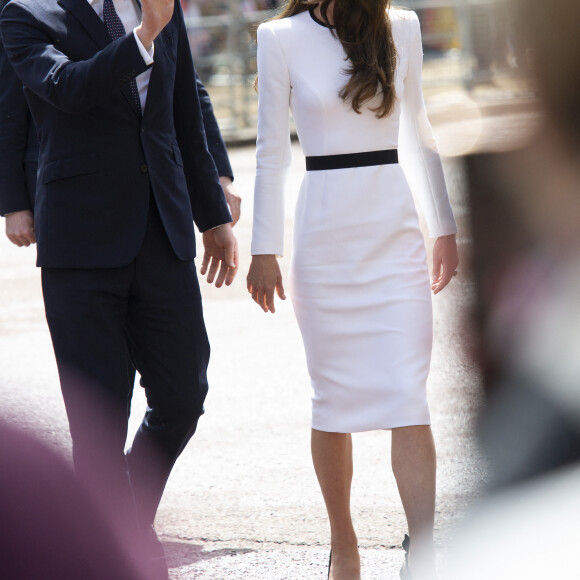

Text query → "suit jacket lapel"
[57,0,111,51]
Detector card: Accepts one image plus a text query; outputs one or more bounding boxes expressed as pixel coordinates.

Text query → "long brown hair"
[263,0,398,118]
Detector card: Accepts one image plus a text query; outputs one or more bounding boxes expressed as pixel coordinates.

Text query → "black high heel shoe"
[327,550,332,579]
[399,534,412,579]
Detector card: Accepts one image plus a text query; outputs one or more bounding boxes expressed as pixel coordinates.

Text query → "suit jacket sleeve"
[0,6,31,216]
[398,12,457,238]
[196,74,233,180]
[0,0,150,115]
[173,2,231,232]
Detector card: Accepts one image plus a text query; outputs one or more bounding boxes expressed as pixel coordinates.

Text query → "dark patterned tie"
[103,0,143,115]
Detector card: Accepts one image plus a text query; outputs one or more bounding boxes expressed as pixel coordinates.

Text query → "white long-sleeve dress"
[252,8,457,433]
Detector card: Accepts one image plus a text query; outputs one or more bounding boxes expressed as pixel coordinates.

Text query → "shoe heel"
[400,534,411,579]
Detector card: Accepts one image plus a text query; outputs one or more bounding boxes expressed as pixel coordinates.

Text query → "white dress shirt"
[87,0,154,111]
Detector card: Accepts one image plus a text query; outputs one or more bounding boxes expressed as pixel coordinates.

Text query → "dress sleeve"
[251,24,292,256]
[398,12,457,238]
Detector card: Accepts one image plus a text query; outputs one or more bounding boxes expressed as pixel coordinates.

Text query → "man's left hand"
[5,210,36,247]
[201,223,238,287]
[219,176,241,227]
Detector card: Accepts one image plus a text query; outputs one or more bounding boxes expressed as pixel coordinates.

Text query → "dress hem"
[311,419,432,434]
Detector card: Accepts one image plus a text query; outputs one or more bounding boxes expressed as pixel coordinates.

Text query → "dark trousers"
[41,199,210,529]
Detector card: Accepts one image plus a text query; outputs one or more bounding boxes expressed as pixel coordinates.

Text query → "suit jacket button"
[140,164,148,173]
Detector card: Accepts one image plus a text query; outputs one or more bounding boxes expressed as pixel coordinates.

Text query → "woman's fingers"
[432,234,459,294]
[246,255,283,313]
[275,276,286,301]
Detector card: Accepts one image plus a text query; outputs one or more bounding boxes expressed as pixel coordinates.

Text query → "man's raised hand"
[136,0,174,51]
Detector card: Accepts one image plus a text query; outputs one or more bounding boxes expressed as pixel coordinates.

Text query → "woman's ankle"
[330,530,359,553]
[328,544,361,580]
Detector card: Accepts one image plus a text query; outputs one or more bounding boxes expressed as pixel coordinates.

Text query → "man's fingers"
[7,233,35,247]
[214,261,229,288]
[225,264,238,287]
[206,256,220,283]
[224,239,237,269]
[223,239,239,285]
[200,250,211,275]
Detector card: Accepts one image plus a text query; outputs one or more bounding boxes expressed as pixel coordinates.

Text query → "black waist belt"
[305,149,398,171]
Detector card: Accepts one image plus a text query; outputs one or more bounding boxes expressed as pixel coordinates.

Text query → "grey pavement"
[0,87,536,578]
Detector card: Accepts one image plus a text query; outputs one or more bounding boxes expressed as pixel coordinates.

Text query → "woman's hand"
[431,234,459,294]
[247,254,286,313]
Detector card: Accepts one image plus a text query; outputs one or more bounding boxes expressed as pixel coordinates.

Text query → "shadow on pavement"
[164,540,255,569]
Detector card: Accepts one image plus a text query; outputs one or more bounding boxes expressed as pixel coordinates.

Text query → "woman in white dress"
[247,1,458,578]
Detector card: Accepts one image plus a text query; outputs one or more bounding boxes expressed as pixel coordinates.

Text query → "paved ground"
[0,87,536,578]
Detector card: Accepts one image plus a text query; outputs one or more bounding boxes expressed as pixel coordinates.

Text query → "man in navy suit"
[0,0,240,245]
[1,0,238,573]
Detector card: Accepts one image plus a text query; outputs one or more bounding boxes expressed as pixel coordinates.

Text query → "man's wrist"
[134,25,155,54]
[205,221,232,232]
[4,209,32,217]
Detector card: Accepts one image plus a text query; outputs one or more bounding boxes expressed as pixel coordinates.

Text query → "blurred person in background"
[0,421,155,580]
[446,0,580,577]
[247,1,459,578]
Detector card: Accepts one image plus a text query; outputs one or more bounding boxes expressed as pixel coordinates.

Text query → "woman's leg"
[391,425,437,577]
[311,428,361,580]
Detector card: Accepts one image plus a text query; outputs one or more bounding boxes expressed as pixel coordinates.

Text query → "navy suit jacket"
[0,0,232,268]
[0,9,232,217]
[0,0,38,215]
